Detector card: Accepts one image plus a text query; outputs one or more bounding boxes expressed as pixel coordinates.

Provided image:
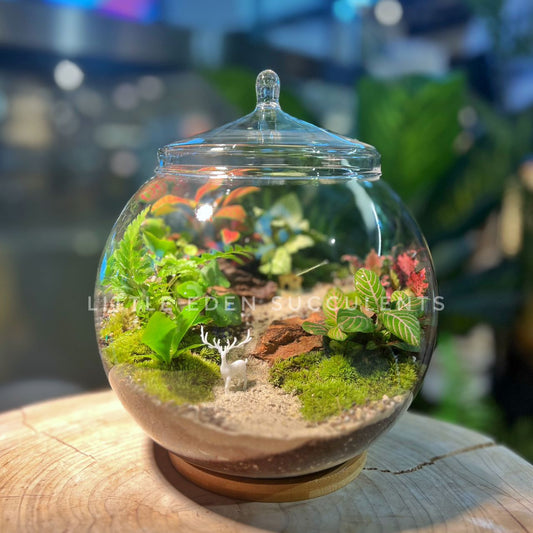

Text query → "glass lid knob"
[256,69,280,107]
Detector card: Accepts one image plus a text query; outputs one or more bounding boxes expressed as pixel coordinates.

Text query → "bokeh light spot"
[110,150,139,178]
[374,0,403,26]
[196,203,214,222]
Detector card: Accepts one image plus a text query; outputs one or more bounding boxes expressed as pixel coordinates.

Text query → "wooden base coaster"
[168,452,367,502]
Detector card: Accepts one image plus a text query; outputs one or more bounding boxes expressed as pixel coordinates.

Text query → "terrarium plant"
[261,248,429,423]
[254,193,323,276]
[103,202,253,307]
[100,203,253,368]
[158,183,257,242]
[302,249,429,351]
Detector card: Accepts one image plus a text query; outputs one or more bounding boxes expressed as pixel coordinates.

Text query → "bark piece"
[253,313,324,363]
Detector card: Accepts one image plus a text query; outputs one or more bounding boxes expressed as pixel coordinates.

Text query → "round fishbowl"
[95,70,437,499]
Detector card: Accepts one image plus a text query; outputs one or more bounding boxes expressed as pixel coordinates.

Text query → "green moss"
[299,381,364,421]
[269,352,322,388]
[196,346,220,365]
[104,328,153,365]
[269,350,419,422]
[132,351,220,404]
[101,309,137,341]
[182,330,220,364]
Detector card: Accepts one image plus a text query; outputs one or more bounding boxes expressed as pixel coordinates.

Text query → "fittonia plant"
[302,265,426,352]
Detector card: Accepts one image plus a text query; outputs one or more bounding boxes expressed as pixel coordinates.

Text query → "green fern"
[102,212,253,318]
[192,245,254,266]
[158,255,203,282]
[103,208,153,304]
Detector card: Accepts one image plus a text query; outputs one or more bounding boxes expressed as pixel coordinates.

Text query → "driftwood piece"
[1,390,532,532]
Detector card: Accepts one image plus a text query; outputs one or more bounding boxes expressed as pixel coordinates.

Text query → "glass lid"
[158,70,381,180]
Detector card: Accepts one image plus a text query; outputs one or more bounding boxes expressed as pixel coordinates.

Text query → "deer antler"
[200,326,252,354]
[234,329,252,350]
[200,326,222,352]
[223,337,237,352]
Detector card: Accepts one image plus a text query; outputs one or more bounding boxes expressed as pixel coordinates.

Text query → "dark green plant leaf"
[176,343,205,353]
[354,268,386,312]
[192,245,254,266]
[142,230,176,258]
[379,310,421,347]
[142,217,169,238]
[357,74,464,209]
[174,299,207,349]
[102,208,154,306]
[337,308,375,333]
[175,281,205,298]
[388,340,421,352]
[142,311,176,364]
[202,260,230,288]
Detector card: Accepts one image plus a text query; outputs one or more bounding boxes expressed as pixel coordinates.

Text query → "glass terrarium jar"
[95,70,437,498]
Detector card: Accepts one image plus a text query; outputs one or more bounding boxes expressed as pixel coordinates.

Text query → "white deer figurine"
[200,326,253,394]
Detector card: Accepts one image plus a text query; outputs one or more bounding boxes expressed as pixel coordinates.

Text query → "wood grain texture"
[0,390,532,533]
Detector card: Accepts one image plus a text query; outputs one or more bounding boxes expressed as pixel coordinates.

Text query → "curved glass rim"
[155,160,381,181]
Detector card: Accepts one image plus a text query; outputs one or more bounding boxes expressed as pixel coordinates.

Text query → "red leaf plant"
[342,248,429,299]
[148,178,259,246]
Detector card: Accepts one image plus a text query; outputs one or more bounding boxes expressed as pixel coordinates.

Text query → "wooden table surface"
[0,390,532,532]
